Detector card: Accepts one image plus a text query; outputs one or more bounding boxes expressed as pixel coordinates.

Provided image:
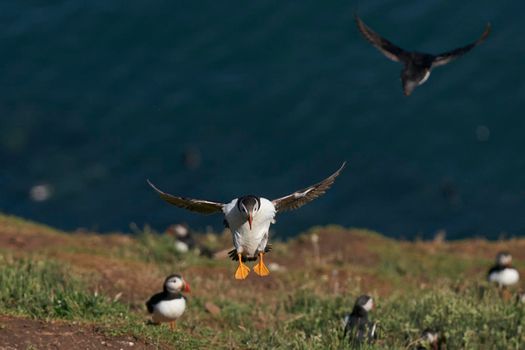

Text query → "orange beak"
[248,213,253,230]
[183,281,191,293]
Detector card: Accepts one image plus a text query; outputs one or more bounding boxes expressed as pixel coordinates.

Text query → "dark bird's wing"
[147,180,224,215]
[145,292,165,313]
[355,15,408,62]
[272,162,346,212]
[432,23,491,67]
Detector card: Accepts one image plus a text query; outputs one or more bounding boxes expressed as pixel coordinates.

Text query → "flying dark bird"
[343,295,378,345]
[146,274,190,329]
[355,15,491,96]
[487,252,520,288]
[148,162,345,280]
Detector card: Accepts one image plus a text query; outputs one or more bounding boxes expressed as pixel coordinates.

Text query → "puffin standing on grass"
[146,274,190,329]
[415,329,446,350]
[487,252,520,288]
[343,295,378,345]
[354,15,491,96]
[167,224,195,253]
[148,162,345,280]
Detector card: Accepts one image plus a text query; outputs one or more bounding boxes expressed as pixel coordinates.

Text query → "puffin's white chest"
[223,198,276,256]
[489,268,520,286]
[174,241,189,253]
[152,298,186,323]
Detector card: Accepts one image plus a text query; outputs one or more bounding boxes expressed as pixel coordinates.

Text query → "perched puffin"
[343,295,377,345]
[166,224,195,253]
[146,274,190,329]
[148,162,345,280]
[355,14,491,96]
[487,252,520,288]
[415,329,446,350]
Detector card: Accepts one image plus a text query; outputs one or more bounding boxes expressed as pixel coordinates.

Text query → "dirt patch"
[283,228,383,268]
[0,315,154,350]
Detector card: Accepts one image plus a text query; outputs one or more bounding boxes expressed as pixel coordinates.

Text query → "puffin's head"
[496,252,512,266]
[354,295,374,312]
[163,274,190,294]
[167,224,189,238]
[421,329,440,344]
[238,195,260,230]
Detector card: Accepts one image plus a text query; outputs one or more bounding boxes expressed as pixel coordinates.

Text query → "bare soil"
[0,316,153,350]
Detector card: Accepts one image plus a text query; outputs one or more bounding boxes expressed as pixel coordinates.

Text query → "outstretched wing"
[432,23,491,67]
[355,15,408,63]
[147,180,224,215]
[272,162,346,212]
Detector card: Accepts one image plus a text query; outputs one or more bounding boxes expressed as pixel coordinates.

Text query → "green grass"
[0,255,127,320]
[0,251,523,349]
[0,253,219,348]
[0,215,524,349]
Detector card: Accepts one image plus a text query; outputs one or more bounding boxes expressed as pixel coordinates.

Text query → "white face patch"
[498,254,512,265]
[424,332,438,343]
[165,277,184,293]
[173,225,189,237]
[363,298,374,312]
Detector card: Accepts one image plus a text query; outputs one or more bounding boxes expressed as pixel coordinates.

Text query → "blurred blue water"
[1,1,524,239]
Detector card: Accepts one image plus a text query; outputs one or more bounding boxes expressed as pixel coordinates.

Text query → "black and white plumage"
[355,15,491,96]
[148,162,345,279]
[487,252,520,287]
[167,224,195,253]
[415,329,446,350]
[146,274,190,329]
[343,295,377,345]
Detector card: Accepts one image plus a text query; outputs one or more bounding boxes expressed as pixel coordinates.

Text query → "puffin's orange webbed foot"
[254,252,270,277]
[235,253,250,280]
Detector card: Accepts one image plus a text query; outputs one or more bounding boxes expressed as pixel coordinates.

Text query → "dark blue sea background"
[1,1,524,239]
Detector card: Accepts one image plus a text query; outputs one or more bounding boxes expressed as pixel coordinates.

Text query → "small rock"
[113,292,123,302]
[205,301,221,316]
[268,262,285,272]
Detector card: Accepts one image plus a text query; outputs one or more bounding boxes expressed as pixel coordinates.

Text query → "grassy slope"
[0,213,524,349]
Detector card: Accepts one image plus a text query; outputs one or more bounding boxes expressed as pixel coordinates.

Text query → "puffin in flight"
[148,162,345,280]
[355,15,491,96]
[146,274,190,329]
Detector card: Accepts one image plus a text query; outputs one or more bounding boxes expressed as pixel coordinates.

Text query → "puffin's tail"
[228,245,272,262]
